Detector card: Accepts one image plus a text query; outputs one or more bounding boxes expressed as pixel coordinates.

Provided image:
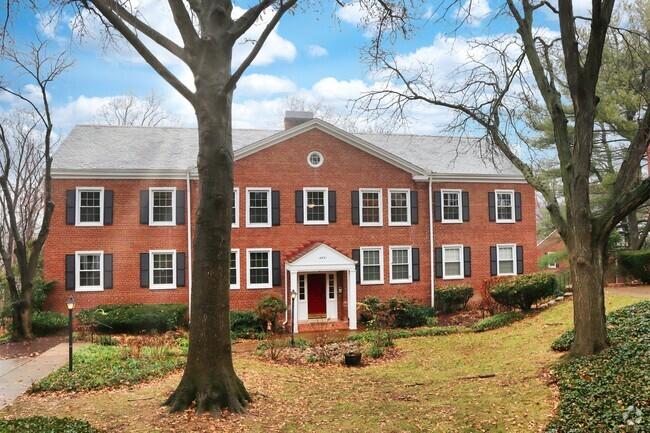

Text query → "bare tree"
[93,90,180,126]
[0,40,72,340]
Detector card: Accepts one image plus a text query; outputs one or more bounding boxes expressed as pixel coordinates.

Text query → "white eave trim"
[429,173,527,183]
[52,168,199,180]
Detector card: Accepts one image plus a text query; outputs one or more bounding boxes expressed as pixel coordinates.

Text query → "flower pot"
[344,352,362,367]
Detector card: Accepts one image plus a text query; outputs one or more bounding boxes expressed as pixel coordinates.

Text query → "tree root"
[163,376,253,418]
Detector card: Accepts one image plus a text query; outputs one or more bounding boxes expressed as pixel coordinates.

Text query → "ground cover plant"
[547,301,650,432]
[0,416,105,433]
[471,311,527,332]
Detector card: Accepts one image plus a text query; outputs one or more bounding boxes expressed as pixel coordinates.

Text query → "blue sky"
[0,0,589,138]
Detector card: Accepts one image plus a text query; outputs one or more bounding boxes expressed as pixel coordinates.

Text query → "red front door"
[307,274,327,317]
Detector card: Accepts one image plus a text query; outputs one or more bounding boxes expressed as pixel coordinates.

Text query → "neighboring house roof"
[52,120,523,180]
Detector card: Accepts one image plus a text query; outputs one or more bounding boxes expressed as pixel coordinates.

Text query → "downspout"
[186,169,193,321]
[283,268,289,326]
[429,175,435,309]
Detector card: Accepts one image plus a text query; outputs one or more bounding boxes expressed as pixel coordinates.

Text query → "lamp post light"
[66,296,76,372]
[290,289,297,347]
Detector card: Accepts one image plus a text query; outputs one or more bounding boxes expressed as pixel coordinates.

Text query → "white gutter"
[282,269,289,327]
[429,176,435,309]
[186,169,193,321]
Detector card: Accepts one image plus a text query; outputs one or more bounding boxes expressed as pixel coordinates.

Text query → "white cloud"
[457,0,492,27]
[307,45,329,58]
[36,10,60,39]
[233,98,286,129]
[51,95,114,131]
[312,77,369,101]
[336,2,365,25]
[238,74,296,96]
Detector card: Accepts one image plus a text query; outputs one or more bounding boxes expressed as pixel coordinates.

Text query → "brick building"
[44,112,537,331]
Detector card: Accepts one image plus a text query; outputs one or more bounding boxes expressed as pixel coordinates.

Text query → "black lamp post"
[66,296,76,372]
[290,289,297,347]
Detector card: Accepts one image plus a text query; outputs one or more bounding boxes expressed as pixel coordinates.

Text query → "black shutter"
[176,190,185,224]
[352,249,360,283]
[65,254,75,290]
[410,191,418,224]
[140,253,149,288]
[66,190,75,225]
[351,191,360,225]
[435,247,443,278]
[271,190,280,226]
[433,191,441,222]
[516,246,524,274]
[176,252,186,287]
[104,190,114,225]
[295,190,304,223]
[328,190,337,223]
[462,191,470,222]
[490,246,497,276]
[463,247,471,277]
[104,254,113,289]
[411,248,420,281]
[140,191,149,224]
[272,251,281,286]
[515,192,522,221]
[488,192,496,222]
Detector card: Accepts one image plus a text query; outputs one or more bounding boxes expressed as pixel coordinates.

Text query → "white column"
[347,269,357,330]
[290,271,299,334]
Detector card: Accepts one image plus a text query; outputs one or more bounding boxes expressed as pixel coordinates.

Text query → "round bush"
[489,272,555,311]
[434,284,474,313]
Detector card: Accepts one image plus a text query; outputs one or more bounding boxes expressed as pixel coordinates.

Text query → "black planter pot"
[344,352,362,367]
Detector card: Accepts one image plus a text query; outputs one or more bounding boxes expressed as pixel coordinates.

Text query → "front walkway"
[605,285,650,299]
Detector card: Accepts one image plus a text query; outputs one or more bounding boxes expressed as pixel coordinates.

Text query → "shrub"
[255,296,286,333]
[0,416,105,433]
[365,345,384,358]
[76,303,187,334]
[479,276,508,315]
[231,310,264,339]
[359,297,435,329]
[489,272,555,311]
[471,311,526,332]
[32,311,67,336]
[96,335,119,346]
[434,284,474,313]
[618,249,650,283]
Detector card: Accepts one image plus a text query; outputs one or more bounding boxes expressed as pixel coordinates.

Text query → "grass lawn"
[0,294,641,433]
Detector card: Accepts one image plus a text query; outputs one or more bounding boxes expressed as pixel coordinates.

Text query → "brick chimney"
[284,111,314,130]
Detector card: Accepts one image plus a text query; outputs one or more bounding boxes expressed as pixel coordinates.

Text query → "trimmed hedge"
[359,297,435,329]
[76,303,187,333]
[489,272,555,311]
[0,416,105,433]
[471,311,526,332]
[618,249,650,284]
[32,311,67,336]
[231,310,265,339]
[434,284,473,313]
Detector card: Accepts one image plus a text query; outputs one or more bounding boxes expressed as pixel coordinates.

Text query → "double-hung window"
[75,251,103,291]
[246,188,271,227]
[360,189,382,226]
[497,244,516,275]
[230,249,240,289]
[388,189,410,226]
[232,188,239,228]
[149,187,176,226]
[442,190,462,223]
[76,187,104,226]
[442,245,464,279]
[304,188,328,224]
[247,248,272,289]
[150,250,176,289]
[360,247,383,284]
[547,252,557,269]
[496,190,515,223]
[389,246,411,283]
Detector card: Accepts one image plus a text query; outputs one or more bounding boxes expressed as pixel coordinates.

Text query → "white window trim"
[360,188,383,227]
[230,249,240,290]
[388,189,411,226]
[75,251,104,292]
[389,246,412,284]
[303,187,329,225]
[360,246,384,285]
[442,244,464,280]
[149,249,177,290]
[547,252,557,269]
[75,187,104,227]
[232,188,240,228]
[496,244,517,276]
[307,151,324,168]
[441,189,463,224]
[247,248,273,289]
[149,187,177,227]
[246,187,272,228]
[495,190,515,223]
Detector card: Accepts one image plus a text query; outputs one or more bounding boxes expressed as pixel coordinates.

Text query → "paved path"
[0,343,83,409]
[606,285,650,299]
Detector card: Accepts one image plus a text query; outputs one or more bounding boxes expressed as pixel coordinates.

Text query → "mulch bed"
[436,308,486,327]
[0,335,67,360]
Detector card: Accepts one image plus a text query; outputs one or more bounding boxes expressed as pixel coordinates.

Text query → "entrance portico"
[285,243,357,332]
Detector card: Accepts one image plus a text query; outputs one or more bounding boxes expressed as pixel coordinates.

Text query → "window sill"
[360,280,384,285]
[389,279,412,284]
[245,224,272,228]
[441,220,463,224]
[75,287,104,292]
[75,222,104,227]
[304,221,329,225]
[150,285,177,290]
[149,222,176,227]
[230,286,240,290]
[359,223,383,227]
[442,276,464,280]
[247,285,273,290]
[495,220,515,224]
[388,222,411,227]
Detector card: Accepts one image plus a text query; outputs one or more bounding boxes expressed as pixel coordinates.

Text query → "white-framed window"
[442,245,464,280]
[247,248,272,289]
[496,190,515,223]
[75,251,103,292]
[360,188,382,226]
[232,188,239,228]
[388,189,410,226]
[307,151,324,168]
[304,187,328,225]
[360,246,384,284]
[76,187,104,226]
[442,190,462,223]
[150,250,176,290]
[547,252,557,269]
[149,187,176,226]
[230,249,240,289]
[497,244,517,276]
[389,246,412,283]
[298,274,306,300]
[246,188,271,228]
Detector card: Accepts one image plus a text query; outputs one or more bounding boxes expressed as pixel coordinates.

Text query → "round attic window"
[307,151,324,168]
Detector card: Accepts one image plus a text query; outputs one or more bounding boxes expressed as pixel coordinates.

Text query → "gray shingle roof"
[53,123,520,177]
